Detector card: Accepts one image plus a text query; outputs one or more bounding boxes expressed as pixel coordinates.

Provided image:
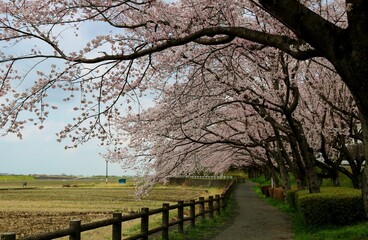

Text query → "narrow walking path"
[212,181,294,240]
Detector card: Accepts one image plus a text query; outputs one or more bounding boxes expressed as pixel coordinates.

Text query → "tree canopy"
[2,0,368,212]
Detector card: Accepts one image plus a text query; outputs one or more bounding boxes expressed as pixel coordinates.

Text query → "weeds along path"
[212,181,294,240]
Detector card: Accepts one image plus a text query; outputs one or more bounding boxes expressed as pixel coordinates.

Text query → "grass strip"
[154,200,234,240]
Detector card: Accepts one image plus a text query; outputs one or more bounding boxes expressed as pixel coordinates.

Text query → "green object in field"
[118,178,126,184]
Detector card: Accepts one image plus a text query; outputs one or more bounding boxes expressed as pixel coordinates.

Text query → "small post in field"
[162,203,170,240]
[112,212,122,240]
[105,160,109,184]
[177,201,184,233]
[69,220,81,240]
[141,208,149,240]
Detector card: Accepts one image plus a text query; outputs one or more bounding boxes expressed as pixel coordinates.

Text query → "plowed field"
[0,211,111,238]
[0,179,218,238]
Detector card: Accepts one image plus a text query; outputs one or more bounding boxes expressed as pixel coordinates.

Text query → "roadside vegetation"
[155,200,234,240]
[252,175,368,240]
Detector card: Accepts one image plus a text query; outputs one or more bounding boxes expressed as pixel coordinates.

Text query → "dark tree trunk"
[331,170,340,187]
[288,135,308,190]
[286,115,320,193]
[273,127,292,192]
[359,117,368,216]
[279,161,291,192]
[265,156,281,187]
[338,35,368,211]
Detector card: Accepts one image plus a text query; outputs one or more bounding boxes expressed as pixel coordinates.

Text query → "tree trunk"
[272,127,292,192]
[331,171,340,187]
[286,115,320,193]
[266,159,280,187]
[351,176,361,189]
[359,115,368,217]
[279,161,291,192]
[288,136,308,190]
[304,150,321,193]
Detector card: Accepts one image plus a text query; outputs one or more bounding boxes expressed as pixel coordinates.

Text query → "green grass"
[250,175,271,185]
[319,172,355,188]
[293,217,368,240]
[154,200,234,240]
[0,176,127,189]
[253,185,294,214]
[250,172,355,189]
[0,175,35,181]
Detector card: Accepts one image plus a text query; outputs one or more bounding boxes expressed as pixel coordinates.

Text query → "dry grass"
[0,178,224,239]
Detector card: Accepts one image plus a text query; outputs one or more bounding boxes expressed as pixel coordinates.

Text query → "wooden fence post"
[69,220,81,240]
[141,208,149,240]
[215,194,221,215]
[1,233,16,240]
[162,203,170,240]
[177,201,184,233]
[189,200,196,228]
[199,197,205,220]
[221,193,226,209]
[112,212,122,240]
[208,196,214,219]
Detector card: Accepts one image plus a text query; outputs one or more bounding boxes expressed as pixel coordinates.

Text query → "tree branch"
[70,26,320,64]
[258,0,344,59]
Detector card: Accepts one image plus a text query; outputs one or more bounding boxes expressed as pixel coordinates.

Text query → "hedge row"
[287,187,366,226]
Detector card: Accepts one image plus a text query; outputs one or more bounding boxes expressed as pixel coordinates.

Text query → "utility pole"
[105,160,109,184]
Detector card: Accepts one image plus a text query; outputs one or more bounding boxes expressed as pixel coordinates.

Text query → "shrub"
[296,187,366,226]
[250,175,268,184]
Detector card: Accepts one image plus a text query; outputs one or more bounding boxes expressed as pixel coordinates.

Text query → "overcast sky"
[0,116,132,176]
[0,19,151,177]
[0,93,154,176]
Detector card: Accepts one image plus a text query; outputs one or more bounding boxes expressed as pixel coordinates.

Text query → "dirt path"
[212,181,294,240]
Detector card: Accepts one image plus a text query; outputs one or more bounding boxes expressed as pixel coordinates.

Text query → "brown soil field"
[0,211,111,238]
[0,178,223,239]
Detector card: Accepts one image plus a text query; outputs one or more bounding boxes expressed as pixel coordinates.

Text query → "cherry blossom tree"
[301,62,363,188]
[107,44,364,198]
[1,0,368,214]
[106,48,326,194]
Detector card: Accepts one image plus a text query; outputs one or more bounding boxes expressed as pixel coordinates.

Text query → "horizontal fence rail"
[1,180,237,240]
[174,175,234,179]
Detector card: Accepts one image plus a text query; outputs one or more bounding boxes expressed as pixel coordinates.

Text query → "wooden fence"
[0,180,236,240]
[174,175,233,179]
